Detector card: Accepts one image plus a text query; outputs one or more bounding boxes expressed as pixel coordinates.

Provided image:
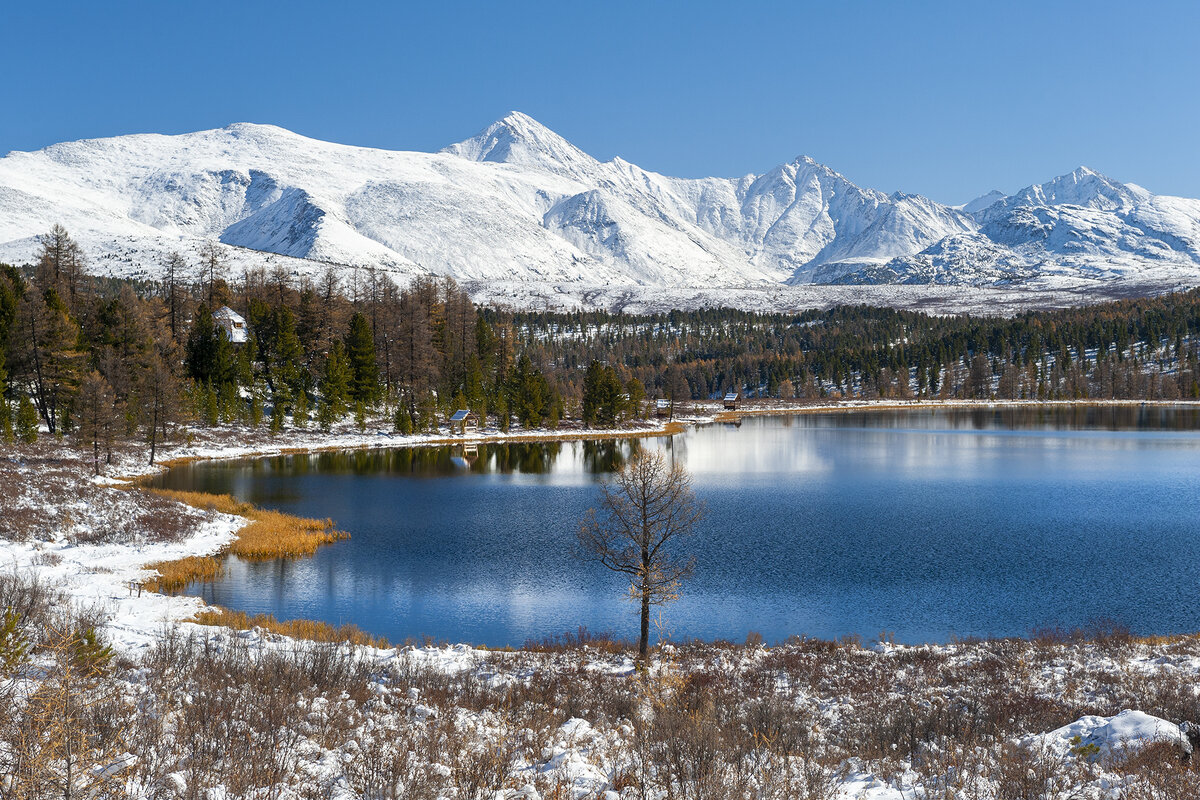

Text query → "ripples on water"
[154,406,1200,646]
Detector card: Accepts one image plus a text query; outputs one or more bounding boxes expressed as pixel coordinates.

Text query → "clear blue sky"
[3,1,1197,204]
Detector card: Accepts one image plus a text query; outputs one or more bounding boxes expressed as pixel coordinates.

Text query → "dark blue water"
[153,406,1200,646]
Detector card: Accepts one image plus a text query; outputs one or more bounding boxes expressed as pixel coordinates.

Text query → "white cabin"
[212,306,247,344]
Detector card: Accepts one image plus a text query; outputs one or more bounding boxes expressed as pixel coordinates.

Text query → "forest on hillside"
[2,226,1200,464]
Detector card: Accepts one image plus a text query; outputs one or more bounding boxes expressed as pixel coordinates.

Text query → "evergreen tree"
[185,304,235,388]
[582,361,624,427]
[319,340,351,427]
[16,396,38,443]
[0,400,13,444]
[9,287,83,434]
[509,353,552,428]
[344,312,379,405]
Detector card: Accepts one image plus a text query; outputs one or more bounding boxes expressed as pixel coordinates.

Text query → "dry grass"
[144,555,225,593]
[226,507,345,559]
[192,608,390,649]
[142,489,348,592]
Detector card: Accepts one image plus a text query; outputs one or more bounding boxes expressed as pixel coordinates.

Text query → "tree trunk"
[148,394,158,466]
[640,578,650,659]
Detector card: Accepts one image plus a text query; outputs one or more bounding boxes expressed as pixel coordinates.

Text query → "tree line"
[4,225,1200,468]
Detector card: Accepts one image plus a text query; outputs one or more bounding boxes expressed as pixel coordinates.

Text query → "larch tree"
[161,250,188,341]
[9,287,83,434]
[76,371,118,475]
[34,224,86,307]
[577,450,706,659]
[199,240,228,307]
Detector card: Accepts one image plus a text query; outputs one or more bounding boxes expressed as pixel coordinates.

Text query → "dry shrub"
[191,607,390,649]
[523,625,631,654]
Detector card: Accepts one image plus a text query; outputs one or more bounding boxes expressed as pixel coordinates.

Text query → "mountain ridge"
[1,113,1198,303]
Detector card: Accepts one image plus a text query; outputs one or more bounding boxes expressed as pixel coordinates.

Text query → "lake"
[153,405,1200,646]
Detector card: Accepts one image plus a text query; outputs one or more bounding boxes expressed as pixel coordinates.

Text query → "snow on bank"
[0,521,238,652]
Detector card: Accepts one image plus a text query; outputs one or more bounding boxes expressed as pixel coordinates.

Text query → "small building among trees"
[654,399,671,418]
[212,306,247,344]
[723,391,740,410]
[450,409,479,435]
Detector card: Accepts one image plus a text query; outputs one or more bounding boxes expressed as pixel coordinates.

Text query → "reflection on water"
[154,406,1200,646]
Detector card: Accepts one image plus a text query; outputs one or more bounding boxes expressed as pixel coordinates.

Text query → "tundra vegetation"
[3,567,1200,798]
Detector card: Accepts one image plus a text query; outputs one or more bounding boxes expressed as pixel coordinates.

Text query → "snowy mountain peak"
[441,111,599,179]
[961,189,1006,214]
[1010,166,1146,212]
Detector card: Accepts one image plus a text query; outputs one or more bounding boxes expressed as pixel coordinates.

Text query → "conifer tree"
[76,371,118,475]
[9,287,84,434]
[16,395,38,443]
[318,340,351,429]
[345,312,379,406]
[0,400,12,443]
[185,303,235,388]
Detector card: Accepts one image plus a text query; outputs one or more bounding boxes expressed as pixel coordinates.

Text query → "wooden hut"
[723,391,740,410]
[450,409,478,435]
[654,399,671,418]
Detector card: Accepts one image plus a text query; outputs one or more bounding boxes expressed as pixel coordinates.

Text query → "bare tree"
[161,251,188,341]
[199,240,228,307]
[577,450,706,659]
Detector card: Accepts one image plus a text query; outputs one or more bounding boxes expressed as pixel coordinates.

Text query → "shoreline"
[8,397,1200,658]
[127,397,1200,483]
[130,397,1200,651]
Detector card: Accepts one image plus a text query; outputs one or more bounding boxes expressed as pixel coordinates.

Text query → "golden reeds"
[142,489,348,592]
[191,608,390,649]
[144,555,225,593]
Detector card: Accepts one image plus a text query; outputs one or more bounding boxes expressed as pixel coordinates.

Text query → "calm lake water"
[154,406,1200,646]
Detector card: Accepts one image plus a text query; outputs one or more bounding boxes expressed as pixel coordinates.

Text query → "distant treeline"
[1,225,1199,464]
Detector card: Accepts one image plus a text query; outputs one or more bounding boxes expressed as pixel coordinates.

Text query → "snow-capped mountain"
[1,112,1199,303]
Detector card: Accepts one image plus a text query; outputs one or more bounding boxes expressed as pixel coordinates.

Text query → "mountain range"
[1,112,1198,307]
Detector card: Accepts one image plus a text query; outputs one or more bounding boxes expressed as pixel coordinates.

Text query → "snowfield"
[2,114,1200,313]
[6,403,1200,796]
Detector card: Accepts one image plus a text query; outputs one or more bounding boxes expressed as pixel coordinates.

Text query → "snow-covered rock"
[1030,709,1187,761]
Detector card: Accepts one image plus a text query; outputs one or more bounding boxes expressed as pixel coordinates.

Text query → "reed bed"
[192,608,390,649]
[143,488,348,591]
[144,555,225,593]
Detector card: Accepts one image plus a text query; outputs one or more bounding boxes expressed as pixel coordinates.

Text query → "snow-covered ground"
[6,403,1200,796]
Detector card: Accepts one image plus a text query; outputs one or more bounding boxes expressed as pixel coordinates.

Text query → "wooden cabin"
[723,391,740,410]
[450,409,479,435]
[654,399,671,418]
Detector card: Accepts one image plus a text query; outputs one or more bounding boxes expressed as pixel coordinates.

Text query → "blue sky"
[2,1,1196,204]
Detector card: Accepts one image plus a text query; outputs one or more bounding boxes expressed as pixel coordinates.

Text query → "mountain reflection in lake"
[153,406,1200,646]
